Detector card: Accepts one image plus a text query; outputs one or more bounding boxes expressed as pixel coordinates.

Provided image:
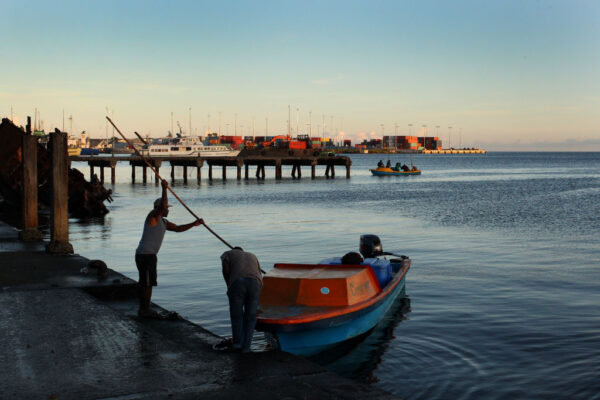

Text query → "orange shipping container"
[289,141,307,149]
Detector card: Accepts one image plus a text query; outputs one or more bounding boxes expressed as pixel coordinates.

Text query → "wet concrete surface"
[0,221,399,399]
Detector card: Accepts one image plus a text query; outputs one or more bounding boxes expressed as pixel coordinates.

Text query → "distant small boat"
[256,235,411,356]
[370,167,421,176]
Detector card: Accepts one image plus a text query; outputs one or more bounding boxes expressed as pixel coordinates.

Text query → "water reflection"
[311,293,412,383]
[71,216,113,241]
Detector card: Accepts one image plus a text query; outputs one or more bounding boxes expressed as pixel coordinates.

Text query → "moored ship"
[141,136,240,157]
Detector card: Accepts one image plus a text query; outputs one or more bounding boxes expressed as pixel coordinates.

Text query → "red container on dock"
[289,141,307,149]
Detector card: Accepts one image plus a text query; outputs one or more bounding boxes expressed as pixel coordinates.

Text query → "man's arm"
[221,257,230,283]
[160,179,168,205]
[165,219,203,232]
[147,180,170,226]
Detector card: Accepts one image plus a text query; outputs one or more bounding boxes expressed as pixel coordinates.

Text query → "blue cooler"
[319,257,392,287]
[363,258,392,287]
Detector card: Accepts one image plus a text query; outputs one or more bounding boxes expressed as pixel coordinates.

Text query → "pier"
[422,148,486,154]
[71,152,352,184]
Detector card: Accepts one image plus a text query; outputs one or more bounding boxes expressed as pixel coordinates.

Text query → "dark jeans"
[227,277,261,352]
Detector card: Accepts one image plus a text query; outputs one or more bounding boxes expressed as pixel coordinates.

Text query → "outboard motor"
[360,234,383,258]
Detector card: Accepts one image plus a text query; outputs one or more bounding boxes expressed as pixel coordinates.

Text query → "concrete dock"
[0,221,399,399]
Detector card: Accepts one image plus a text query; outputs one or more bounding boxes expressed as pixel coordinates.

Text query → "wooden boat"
[256,238,411,356]
[370,166,421,176]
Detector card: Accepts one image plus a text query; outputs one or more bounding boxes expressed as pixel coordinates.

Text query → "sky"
[1,0,599,150]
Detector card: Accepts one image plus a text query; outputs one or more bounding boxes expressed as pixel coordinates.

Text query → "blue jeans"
[227,277,261,352]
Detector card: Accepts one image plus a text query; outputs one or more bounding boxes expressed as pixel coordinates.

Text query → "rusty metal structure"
[0,118,112,220]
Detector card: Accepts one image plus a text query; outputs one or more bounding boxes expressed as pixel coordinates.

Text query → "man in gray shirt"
[135,179,203,318]
[221,247,263,352]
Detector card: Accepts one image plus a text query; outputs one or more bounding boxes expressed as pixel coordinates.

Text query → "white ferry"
[141,137,240,157]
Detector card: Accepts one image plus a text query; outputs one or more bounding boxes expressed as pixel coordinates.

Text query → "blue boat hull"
[270,276,407,356]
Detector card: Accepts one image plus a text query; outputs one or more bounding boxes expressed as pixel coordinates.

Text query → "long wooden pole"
[107,117,234,249]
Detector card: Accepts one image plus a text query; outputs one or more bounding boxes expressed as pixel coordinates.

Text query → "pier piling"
[47,131,73,254]
[20,118,42,241]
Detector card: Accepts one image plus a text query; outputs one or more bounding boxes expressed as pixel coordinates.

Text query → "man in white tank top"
[135,179,203,318]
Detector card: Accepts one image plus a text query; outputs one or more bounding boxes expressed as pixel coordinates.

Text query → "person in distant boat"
[401,164,409,171]
[135,179,203,318]
[221,247,263,353]
[377,160,384,167]
[394,162,402,172]
[411,165,418,171]
[386,160,392,168]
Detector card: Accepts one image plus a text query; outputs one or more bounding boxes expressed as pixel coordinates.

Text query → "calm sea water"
[67,152,600,400]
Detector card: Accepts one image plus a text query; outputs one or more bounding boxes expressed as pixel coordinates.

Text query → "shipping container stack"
[381,135,419,150]
[311,137,322,149]
[219,135,245,149]
[382,135,396,149]
[422,136,442,150]
[368,138,382,149]
[322,137,334,148]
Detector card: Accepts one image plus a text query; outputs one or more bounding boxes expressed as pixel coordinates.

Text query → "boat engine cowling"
[360,234,383,258]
